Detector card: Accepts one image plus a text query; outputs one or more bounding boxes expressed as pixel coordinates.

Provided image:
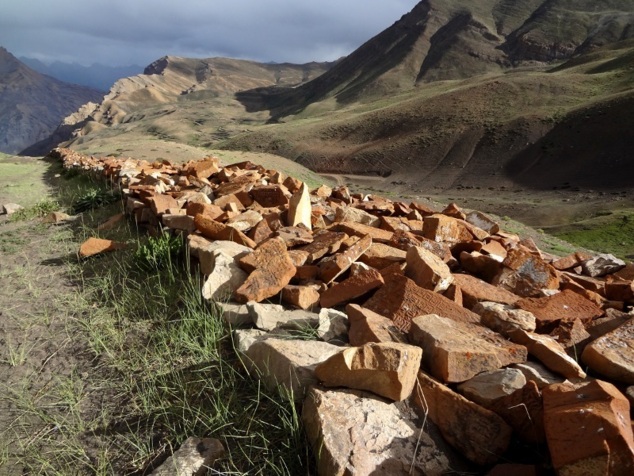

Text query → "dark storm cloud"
[0,0,419,66]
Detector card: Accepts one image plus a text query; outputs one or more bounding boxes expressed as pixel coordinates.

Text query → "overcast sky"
[1,0,419,67]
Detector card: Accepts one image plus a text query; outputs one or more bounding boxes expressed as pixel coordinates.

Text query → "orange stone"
[234,238,296,303]
[364,274,480,332]
[320,268,384,308]
[319,235,372,284]
[79,237,126,258]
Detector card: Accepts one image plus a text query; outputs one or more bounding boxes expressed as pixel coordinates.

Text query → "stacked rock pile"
[51,147,634,475]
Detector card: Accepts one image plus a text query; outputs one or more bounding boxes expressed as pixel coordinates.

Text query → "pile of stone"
[52,147,634,475]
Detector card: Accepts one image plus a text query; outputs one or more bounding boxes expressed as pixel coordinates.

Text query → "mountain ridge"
[0,47,103,154]
[35,0,634,200]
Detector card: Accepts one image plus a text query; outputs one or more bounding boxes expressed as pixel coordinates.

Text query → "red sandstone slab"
[452,273,519,309]
[320,268,384,308]
[364,274,480,333]
[516,289,603,330]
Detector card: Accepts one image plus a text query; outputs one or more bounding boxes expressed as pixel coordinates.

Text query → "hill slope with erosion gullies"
[44,0,634,214]
[0,47,103,154]
[225,38,634,191]
[234,0,634,119]
[24,56,333,156]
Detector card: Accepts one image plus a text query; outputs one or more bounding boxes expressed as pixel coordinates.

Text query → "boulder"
[457,368,527,408]
[303,387,471,476]
[187,236,251,276]
[243,338,341,399]
[334,206,380,227]
[315,342,422,401]
[162,214,196,232]
[405,247,454,293]
[582,318,634,384]
[513,361,563,389]
[582,253,626,277]
[409,314,527,383]
[1,203,23,215]
[493,248,559,297]
[281,285,321,310]
[465,211,499,235]
[247,302,319,332]
[346,304,406,346]
[215,302,251,326]
[316,308,349,343]
[493,381,545,444]
[413,371,512,466]
[201,250,248,302]
[473,301,536,336]
[543,380,634,475]
[423,214,473,243]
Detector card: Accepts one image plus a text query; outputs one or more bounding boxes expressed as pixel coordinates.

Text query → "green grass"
[1,173,314,474]
[8,198,60,221]
[551,211,634,259]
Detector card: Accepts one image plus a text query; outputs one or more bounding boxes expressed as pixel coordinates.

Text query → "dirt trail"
[0,158,89,474]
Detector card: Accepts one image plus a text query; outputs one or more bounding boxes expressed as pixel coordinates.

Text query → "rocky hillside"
[0,47,103,154]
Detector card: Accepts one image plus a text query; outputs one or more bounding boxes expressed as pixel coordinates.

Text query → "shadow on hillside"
[505,94,634,190]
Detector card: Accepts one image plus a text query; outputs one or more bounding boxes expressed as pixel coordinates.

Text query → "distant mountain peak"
[0,48,103,154]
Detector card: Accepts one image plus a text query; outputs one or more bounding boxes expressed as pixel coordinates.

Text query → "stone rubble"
[54,147,634,475]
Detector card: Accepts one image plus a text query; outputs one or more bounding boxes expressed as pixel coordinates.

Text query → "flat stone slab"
[453,274,519,309]
[543,380,634,474]
[516,289,603,331]
[409,314,527,383]
[364,274,480,333]
[79,237,126,258]
[150,437,224,476]
[509,329,586,379]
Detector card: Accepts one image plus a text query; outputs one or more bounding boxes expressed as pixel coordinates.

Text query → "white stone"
[457,369,527,407]
[201,250,248,302]
[150,437,224,476]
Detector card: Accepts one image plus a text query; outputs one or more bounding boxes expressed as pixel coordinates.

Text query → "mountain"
[0,47,103,154]
[19,57,143,91]
[236,0,634,118]
[23,55,333,156]
[47,0,634,198]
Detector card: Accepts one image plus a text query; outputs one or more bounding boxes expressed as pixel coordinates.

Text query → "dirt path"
[0,157,89,474]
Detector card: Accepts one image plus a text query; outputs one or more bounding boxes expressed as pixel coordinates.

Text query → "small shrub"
[72,187,120,213]
[9,198,60,221]
[134,232,184,272]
